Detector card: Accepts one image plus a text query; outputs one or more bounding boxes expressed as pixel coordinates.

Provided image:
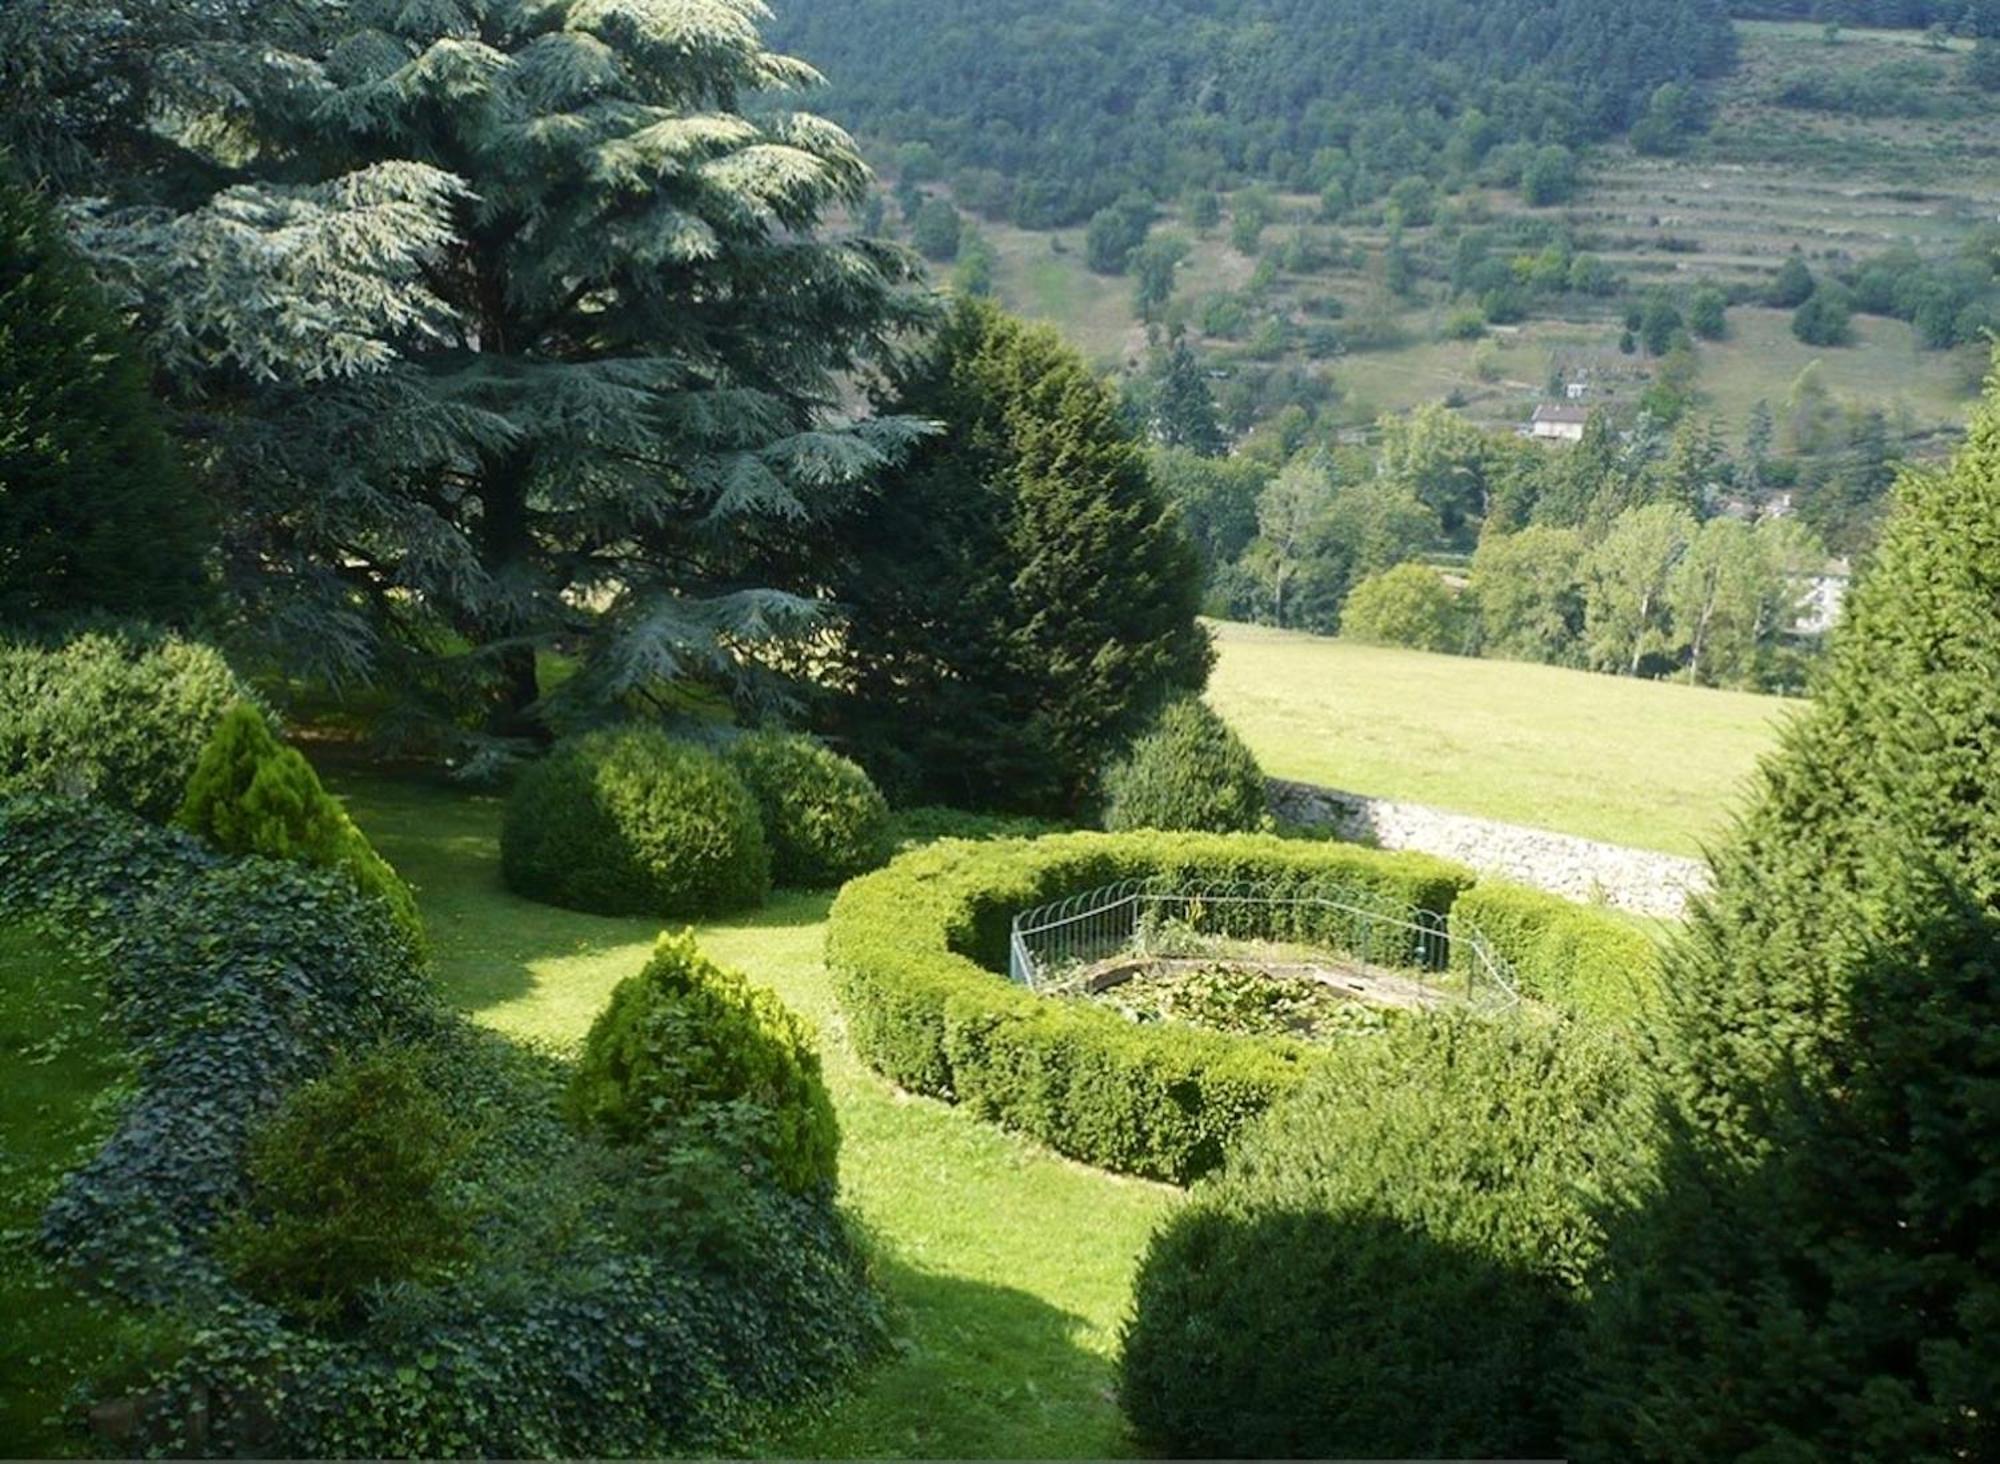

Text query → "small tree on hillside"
[821,299,1211,815]
[1340,563,1465,654]
[1153,340,1226,456]
[1573,366,2000,1460]
[0,175,209,624]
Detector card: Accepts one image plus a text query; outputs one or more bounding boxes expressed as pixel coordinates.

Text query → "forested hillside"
[769,0,1737,224]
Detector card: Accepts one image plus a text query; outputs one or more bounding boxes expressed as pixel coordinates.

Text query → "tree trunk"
[479,450,544,741]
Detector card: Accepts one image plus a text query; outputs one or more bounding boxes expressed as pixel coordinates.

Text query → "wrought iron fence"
[1006,877,1520,1013]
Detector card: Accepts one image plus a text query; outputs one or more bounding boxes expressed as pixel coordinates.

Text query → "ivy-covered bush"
[724,731,891,888]
[827,830,1474,1180]
[501,727,769,917]
[568,930,839,1194]
[219,1045,470,1324]
[176,705,426,957]
[1101,696,1269,834]
[0,624,251,821]
[1119,1014,1646,1458]
[1449,879,1662,1025]
[0,799,880,1455]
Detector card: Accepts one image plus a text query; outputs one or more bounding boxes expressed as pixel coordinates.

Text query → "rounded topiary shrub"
[1118,1014,1645,1459]
[0,623,252,821]
[724,731,891,889]
[219,1043,471,1325]
[1102,697,1268,834]
[501,726,770,917]
[567,930,839,1193]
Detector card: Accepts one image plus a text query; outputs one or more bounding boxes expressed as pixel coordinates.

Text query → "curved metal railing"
[1006,876,1520,1014]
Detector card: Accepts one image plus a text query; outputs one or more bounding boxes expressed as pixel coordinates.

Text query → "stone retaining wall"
[1268,778,1710,919]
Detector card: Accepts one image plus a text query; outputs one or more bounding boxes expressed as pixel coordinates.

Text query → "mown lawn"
[1206,620,1793,856]
[331,764,1171,1460]
[0,925,140,1455]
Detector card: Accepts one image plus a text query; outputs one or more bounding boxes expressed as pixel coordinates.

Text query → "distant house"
[1528,402,1590,442]
[1564,379,1590,401]
[1792,559,1852,637]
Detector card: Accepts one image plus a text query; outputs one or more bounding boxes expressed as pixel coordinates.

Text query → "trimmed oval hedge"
[826,830,1478,1182]
[830,832,1665,1182]
[1449,879,1663,1026]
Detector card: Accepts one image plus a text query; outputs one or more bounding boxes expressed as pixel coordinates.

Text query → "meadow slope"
[1205,620,1792,856]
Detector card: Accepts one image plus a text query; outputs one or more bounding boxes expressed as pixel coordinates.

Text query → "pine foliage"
[46,0,929,757]
[177,704,428,956]
[0,175,208,624]
[823,299,1211,815]
[1573,364,2000,1460]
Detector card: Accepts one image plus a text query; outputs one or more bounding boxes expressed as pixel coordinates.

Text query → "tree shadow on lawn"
[762,1249,1135,1461]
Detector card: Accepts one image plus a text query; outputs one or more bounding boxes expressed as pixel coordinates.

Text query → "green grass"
[1205,620,1792,856]
[0,924,141,1455]
[329,763,1171,1460]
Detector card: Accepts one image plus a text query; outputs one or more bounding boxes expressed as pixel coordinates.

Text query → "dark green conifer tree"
[1574,365,2000,1461]
[0,175,208,624]
[1153,340,1226,457]
[822,299,1211,815]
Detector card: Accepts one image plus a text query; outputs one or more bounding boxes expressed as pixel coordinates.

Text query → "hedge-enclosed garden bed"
[827,830,1661,1183]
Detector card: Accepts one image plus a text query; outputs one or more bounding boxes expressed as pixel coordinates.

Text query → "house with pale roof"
[1528,401,1590,442]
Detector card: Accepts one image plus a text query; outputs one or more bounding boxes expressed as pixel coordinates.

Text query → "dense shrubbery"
[177,705,426,956]
[0,798,880,1455]
[219,1045,470,1324]
[568,931,840,1195]
[501,727,769,918]
[1119,1014,1645,1458]
[0,625,250,820]
[0,176,210,625]
[1450,880,1662,1024]
[827,830,1474,1179]
[724,731,891,889]
[1101,697,1269,834]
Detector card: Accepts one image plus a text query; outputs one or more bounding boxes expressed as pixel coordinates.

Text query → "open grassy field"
[1205,620,1792,856]
[331,765,1170,1460]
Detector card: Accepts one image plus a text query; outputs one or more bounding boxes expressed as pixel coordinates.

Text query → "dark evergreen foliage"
[821,300,1211,816]
[772,0,1736,225]
[1119,1015,1645,1459]
[0,175,208,624]
[1573,366,2000,1460]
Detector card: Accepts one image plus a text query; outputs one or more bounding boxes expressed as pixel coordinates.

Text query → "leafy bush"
[0,175,210,625]
[501,727,769,917]
[1339,562,1466,653]
[568,931,839,1194]
[220,1045,470,1324]
[176,705,426,956]
[0,624,251,821]
[1450,879,1662,1025]
[1120,1014,1645,1458]
[888,805,1066,851]
[1102,698,1267,835]
[826,830,1474,1180]
[724,731,891,889]
[0,799,881,1456]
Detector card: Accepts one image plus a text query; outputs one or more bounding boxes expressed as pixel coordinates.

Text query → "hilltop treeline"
[1729,0,2000,28]
[770,0,1736,226]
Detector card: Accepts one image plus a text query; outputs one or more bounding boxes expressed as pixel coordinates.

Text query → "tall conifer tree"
[48,0,925,757]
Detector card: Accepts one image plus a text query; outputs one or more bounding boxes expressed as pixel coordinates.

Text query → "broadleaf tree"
[33,0,928,763]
